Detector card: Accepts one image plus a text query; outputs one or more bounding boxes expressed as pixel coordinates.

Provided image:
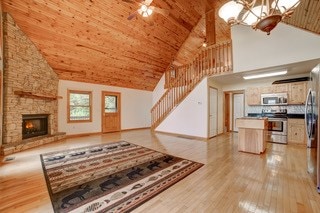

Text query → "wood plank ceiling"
[2,0,319,91]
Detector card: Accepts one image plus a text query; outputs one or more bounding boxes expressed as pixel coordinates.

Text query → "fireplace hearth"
[22,114,49,139]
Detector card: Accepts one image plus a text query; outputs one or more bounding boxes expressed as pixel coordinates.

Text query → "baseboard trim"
[66,128,151,138]
[208,132,224,139]
[121,127,150,132]
[154,130,208,141]
[65,132,102,139]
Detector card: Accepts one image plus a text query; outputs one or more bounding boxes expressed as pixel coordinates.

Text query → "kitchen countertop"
[247,113,305,119]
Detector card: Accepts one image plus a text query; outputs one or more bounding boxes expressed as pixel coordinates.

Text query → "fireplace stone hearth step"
[0,132,66,156]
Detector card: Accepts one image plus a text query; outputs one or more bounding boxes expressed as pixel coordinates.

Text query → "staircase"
[151,40,233,129]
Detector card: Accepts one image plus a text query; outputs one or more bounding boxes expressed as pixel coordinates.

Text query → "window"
[67,90,92,122]
[105,95,118,113]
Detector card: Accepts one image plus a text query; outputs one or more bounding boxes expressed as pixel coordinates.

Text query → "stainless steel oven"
[266,118,287,144]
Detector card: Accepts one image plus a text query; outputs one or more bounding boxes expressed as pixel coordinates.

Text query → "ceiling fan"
[123,0,169,20]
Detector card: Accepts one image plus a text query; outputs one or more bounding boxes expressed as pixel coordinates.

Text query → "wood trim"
[101,91,121,133]
[65,128,150,138]
[121,127,150,132]
[154,130,208,141]
[67,89,92,123]
[65,132,101,139]
[224,92,230,132]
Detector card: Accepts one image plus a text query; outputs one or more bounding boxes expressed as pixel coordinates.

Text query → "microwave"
[261,93,288,105]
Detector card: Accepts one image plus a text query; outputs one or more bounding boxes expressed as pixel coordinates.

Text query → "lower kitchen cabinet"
[287,118,306,145]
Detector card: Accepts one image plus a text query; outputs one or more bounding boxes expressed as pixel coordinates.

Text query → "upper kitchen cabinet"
[246,87,260,105]
[260,86,272,94]
[273,84,288,93]
[260,84,288,94]
[288,82,307,104]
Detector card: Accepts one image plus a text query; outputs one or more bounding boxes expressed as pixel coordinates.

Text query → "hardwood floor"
[1,130,320,212]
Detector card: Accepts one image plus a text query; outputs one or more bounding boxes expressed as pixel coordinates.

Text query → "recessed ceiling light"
[243,70,287,80]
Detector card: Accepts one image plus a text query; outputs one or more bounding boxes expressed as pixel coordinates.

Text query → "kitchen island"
[236,117,268,154]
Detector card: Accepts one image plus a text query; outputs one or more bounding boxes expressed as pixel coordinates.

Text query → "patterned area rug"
[40,141,203,213]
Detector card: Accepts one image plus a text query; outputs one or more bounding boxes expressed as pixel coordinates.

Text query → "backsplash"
[246,105,305,115]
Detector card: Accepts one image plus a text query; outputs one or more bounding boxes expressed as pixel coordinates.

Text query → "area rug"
[40,141,203,213]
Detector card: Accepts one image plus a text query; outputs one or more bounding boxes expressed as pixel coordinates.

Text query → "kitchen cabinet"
[246,87,260,105]
[288,82,307,104]
[246,81,307,105]
[236,117,268,154]
[287,118,306,145]
[273,84,288,93]
[259,84,288,94]
[260,86,273,94]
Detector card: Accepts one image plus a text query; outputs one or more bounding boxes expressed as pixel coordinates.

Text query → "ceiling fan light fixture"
[218,0,300,35]
[139,4,153,17]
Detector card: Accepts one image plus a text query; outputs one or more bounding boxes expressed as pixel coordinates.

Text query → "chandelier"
[218,0,300,35]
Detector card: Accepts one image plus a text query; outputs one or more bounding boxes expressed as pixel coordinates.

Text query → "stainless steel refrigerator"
[305,63,320,192]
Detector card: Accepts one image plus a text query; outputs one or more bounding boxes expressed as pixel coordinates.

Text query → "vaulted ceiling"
[2,0,320,91]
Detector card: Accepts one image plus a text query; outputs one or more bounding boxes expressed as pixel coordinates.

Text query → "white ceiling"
[211,59,320,85]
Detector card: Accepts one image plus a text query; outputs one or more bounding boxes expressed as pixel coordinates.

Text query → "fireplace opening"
[22,114,49,139]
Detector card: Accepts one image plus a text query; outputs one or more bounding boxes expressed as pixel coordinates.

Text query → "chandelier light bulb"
[147,8,153,16]
[243,5,268,25]
[272,0,300,13]
[141,4,148,12]
[218,1,243,23]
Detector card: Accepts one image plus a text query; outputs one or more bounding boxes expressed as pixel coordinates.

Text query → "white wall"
[232,23,320,73]
[58,80,152,135]
[155,78,208,138]
[152,74,166,105]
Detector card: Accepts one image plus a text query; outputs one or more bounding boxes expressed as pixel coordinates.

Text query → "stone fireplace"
[1,13,65,155]
[22,114,49,139]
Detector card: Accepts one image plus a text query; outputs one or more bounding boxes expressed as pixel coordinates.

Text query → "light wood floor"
[1,130,320,213]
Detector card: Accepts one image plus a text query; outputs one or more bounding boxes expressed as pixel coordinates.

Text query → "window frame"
[67,89,92,123]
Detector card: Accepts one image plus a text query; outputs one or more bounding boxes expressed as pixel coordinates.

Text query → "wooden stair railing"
[151,40,233,129]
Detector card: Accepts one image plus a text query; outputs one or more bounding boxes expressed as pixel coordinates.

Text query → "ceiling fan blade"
[122,0,136,3]
[151,6,170,16]
[127,11,138,20]
[145,17,155,26]
[144,0,153,6]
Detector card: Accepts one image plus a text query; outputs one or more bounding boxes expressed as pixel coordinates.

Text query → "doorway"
[102,91,121,133]
[209,87,218,138]
[224,92,230,132]
[233,93,244,132]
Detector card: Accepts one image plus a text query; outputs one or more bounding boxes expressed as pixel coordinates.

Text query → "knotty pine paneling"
[2,0,317,91]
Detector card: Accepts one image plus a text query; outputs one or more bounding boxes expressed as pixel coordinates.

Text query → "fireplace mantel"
[14,91,62,101]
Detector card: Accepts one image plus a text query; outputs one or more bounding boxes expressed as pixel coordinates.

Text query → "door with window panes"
[102,91,121,133]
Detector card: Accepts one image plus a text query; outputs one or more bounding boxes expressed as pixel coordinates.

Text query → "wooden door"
[224,92,230,132]
[102,91,121,133]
